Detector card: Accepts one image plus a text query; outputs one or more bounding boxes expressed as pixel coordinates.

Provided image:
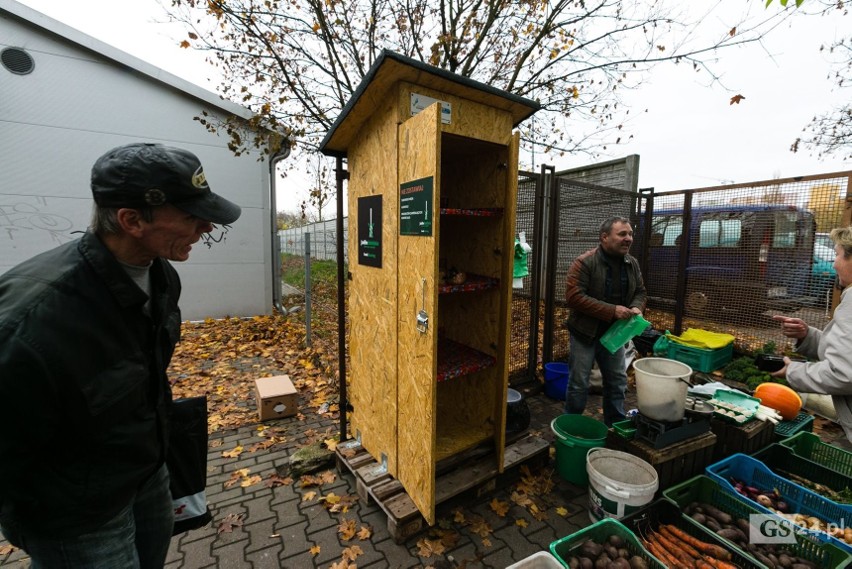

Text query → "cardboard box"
[255,375,298,421]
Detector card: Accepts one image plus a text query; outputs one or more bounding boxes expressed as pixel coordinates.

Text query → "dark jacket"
[0,231,181,538]
[565,246,646,343]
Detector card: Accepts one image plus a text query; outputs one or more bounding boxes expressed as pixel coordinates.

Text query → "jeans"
[565,334,628,426]
[2,463,174,569]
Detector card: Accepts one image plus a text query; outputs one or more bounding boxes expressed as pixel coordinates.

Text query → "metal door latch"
[416,277,429,333]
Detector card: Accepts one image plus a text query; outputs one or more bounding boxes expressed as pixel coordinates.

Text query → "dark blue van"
[643,204,816,315]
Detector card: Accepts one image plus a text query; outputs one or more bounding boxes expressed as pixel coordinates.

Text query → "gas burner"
[633,410,711,449]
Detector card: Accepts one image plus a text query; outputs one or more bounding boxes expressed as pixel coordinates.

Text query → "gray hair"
[89,204,155,235]
[830,226,852,259]
[599,216,631,237]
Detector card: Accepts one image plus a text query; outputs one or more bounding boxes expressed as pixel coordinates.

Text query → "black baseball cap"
[91,143,242,225]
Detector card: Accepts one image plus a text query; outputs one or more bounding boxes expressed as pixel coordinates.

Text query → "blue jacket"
[0,231,181,538]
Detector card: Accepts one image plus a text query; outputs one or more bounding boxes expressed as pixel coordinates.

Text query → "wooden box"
[606,430,717,493]
[710,417,774,461]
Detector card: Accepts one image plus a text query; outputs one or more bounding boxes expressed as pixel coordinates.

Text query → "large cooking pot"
[633,357,693,422]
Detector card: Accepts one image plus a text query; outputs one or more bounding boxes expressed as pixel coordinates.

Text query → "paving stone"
[372,536,423,569]
[242,494,277,524]
[245,545,285,569]
[211,540,251,569]
[277,519,312,558]
[244,516,282,554]
[177,533,218,567]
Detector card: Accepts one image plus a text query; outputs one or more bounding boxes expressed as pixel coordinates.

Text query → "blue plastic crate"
[706,453,852,552]
[663,475,852,569]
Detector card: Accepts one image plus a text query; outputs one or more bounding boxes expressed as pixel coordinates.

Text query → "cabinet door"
[397,103,441,524]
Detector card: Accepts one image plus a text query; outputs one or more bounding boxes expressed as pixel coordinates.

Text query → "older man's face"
[601,221,633,257]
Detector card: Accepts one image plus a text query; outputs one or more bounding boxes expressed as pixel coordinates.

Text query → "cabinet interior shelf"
[438,274,499,294]
[437,338,496,383]
[439,207,503,217]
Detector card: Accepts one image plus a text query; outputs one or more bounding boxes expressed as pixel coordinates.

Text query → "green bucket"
[550,414,608,486]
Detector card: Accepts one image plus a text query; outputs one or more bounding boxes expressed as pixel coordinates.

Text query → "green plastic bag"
[600,314,651,354]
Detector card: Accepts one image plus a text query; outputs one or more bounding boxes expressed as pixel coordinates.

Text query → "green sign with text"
[399,177,433,236]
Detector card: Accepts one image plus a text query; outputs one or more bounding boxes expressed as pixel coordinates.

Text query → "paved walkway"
[1,384,845,568]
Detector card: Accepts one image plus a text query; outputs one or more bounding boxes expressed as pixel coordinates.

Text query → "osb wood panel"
[438,217,503,283]
[397,81,513,147]
[493,132,521,468]
[397,103,441,525]
[346,97,402,476]
[435,367,496,460]
[438,293,500,356]
[441,135,509,209]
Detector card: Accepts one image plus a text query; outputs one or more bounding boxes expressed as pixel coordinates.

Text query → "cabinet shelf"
[437,338,496,383]
[439,207,503,217]
[438,273,499,294]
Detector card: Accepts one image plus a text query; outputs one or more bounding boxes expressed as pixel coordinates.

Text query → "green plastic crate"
[666,341,733,373]
[775,411,815,439]
[549,517,665,569]
[781,432,852,478]
[662,474,852,569]
[620,499,761,569]
[752,444,852,508]
[612,419,636,440]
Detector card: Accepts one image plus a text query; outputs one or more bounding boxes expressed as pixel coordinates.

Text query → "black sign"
[400,177,433,236]
[357,195,382,268]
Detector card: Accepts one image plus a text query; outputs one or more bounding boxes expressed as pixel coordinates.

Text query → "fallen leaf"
[240,474,263,487]
[490,498,509,517]
[730,94,745,105]
[338,518,357,540]
[341,544,363,561]
[357,525,372,540]
[222,445,244,458]
[302,490,317,502]
[310,544,321,556]
[515,518,529,528]
[217,512,246,533]
[416,537,446,558]
[556,506,569,517]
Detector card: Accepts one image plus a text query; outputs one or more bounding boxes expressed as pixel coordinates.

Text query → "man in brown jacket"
[564,216,647,425]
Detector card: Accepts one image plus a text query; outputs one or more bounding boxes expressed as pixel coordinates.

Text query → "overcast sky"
[11,0,850,213]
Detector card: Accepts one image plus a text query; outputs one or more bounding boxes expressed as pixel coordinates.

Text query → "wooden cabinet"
[320,50,538,524]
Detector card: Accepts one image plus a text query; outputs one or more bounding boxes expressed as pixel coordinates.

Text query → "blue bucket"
[544,362,569,400]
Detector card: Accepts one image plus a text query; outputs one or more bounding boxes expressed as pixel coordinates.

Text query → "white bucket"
[586,448,658,522]
[633,357,693,422]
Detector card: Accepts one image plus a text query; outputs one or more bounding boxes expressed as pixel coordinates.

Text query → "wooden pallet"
[336,432,550,543]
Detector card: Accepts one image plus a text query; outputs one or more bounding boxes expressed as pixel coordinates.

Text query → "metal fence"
[279,218,349,261]
[277,165,852,385]
[633,172,852,354]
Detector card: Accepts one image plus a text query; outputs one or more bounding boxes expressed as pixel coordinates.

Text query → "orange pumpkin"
[754,383,803,421]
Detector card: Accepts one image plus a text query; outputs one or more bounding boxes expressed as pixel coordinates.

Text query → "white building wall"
[0,2,273,320]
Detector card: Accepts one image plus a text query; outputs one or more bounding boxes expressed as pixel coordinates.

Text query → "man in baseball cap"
[91,142,241,225]
[0,142,240,567]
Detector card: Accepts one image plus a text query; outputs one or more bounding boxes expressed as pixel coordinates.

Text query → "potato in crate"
[663,474,852,569]
[549,517,665,569]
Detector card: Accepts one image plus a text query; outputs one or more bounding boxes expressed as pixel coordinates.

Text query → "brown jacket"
[565,246,646,342]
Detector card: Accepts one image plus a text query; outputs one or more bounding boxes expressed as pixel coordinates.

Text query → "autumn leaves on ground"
[165,256,570,568]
